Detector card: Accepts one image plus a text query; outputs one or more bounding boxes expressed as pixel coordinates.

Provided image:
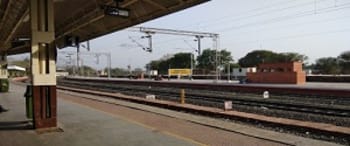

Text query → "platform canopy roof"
[0,0,208,55]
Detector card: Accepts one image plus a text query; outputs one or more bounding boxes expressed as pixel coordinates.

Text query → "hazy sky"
[55,0,350,70]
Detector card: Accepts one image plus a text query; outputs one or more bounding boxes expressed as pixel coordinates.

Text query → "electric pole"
[133,26,220,82]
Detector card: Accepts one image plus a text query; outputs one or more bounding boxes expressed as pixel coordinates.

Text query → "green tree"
[314,57,341,74]
[338,51,350,74]
[80,65,97,77]
[168,53,193,69]
[196,49,233,71]
[277,52,308,63]
[238,50,277,67]
[109,67,129,76]
[132,68,144,75]
[146,53,194,74]
[10,57,30,67]
[148,60,161,71]
[64,66,75,75]
[9,57,30,75]
[238,50,308,67]
[223,63,240,74]
[146,59,170,75]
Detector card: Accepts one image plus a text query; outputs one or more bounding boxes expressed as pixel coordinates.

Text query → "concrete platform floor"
[0,83,199,146]
[0,82,342,146]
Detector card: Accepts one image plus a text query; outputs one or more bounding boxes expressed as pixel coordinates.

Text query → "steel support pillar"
[30,0,57,129]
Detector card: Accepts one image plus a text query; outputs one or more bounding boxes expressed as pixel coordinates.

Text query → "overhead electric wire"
[177,0,300,29]
[139,1,350,50]
[215,2,350,33]
[231,27,350,45]
[120,0,350,57]
[223,14,350,37]
[132,4,350,52]
[181,0,331,30]
[183,39,196,51]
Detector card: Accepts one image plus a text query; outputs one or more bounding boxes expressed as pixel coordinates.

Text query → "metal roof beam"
[56,9,104,40]
[0,0,12,30]
[121,0,138,7]
[143,0,167,10]
[3,9,29,46]
[56,0,138,41]
[137,27,218,38]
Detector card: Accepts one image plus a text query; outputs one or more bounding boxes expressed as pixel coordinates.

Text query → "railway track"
[65,77,350,98]
[57,82,350,145]
[58,79,350,127]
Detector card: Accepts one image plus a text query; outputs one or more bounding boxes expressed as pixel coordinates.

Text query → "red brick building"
[247,62,306,84]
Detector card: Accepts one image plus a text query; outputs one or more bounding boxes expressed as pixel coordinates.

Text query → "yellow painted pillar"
[0,53,9,92]
[30,0,57,129]
[0,53,8,79]
[180,89,185,104]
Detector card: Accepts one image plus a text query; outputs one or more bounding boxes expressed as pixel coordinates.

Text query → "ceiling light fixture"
[102,0,130,17]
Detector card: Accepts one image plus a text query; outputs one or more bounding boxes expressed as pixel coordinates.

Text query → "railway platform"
[0,82,343,146]
[0,83,199,146]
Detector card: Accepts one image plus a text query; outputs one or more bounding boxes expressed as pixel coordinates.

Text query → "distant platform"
[65,76,350,91]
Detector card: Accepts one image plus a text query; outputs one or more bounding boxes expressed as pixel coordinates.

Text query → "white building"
[7,65,26,72]
[232,67,257,78]
[7,65,26,77]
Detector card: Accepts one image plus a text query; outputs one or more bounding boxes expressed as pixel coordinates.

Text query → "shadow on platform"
[0,120,32,131]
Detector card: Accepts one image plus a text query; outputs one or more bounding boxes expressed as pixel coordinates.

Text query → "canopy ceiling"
[0,0,208,55]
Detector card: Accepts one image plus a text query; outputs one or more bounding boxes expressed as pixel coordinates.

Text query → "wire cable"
[215,3,350,33]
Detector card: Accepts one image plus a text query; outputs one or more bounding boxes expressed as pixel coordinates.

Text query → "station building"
[247,62,306,84]
[232,67,257,79]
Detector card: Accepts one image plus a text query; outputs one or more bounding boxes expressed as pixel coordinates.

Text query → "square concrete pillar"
[0,53,9,92]
[30,0,57,129]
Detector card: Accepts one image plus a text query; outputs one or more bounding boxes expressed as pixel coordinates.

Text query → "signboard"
[224,101,232,111]
[150,70,158,76]
[103,5,130,17]
[168,69,192,76]
[263,91,269,99]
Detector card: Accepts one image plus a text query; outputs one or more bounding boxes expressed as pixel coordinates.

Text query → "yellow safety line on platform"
[61,97,207,146]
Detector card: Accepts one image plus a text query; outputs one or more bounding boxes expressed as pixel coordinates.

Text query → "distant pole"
[190,53,193,80]
[66,54,75,76]
[227,63,231,83]
[195,36,202,55]
[147,64,151,80]
[213,36,219,83]
[77,47,80,76]
[87,41,90,51]
[168,64,171,80]
[108,53,111,79]
[81,59,84,76]
[148,34,152,52]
